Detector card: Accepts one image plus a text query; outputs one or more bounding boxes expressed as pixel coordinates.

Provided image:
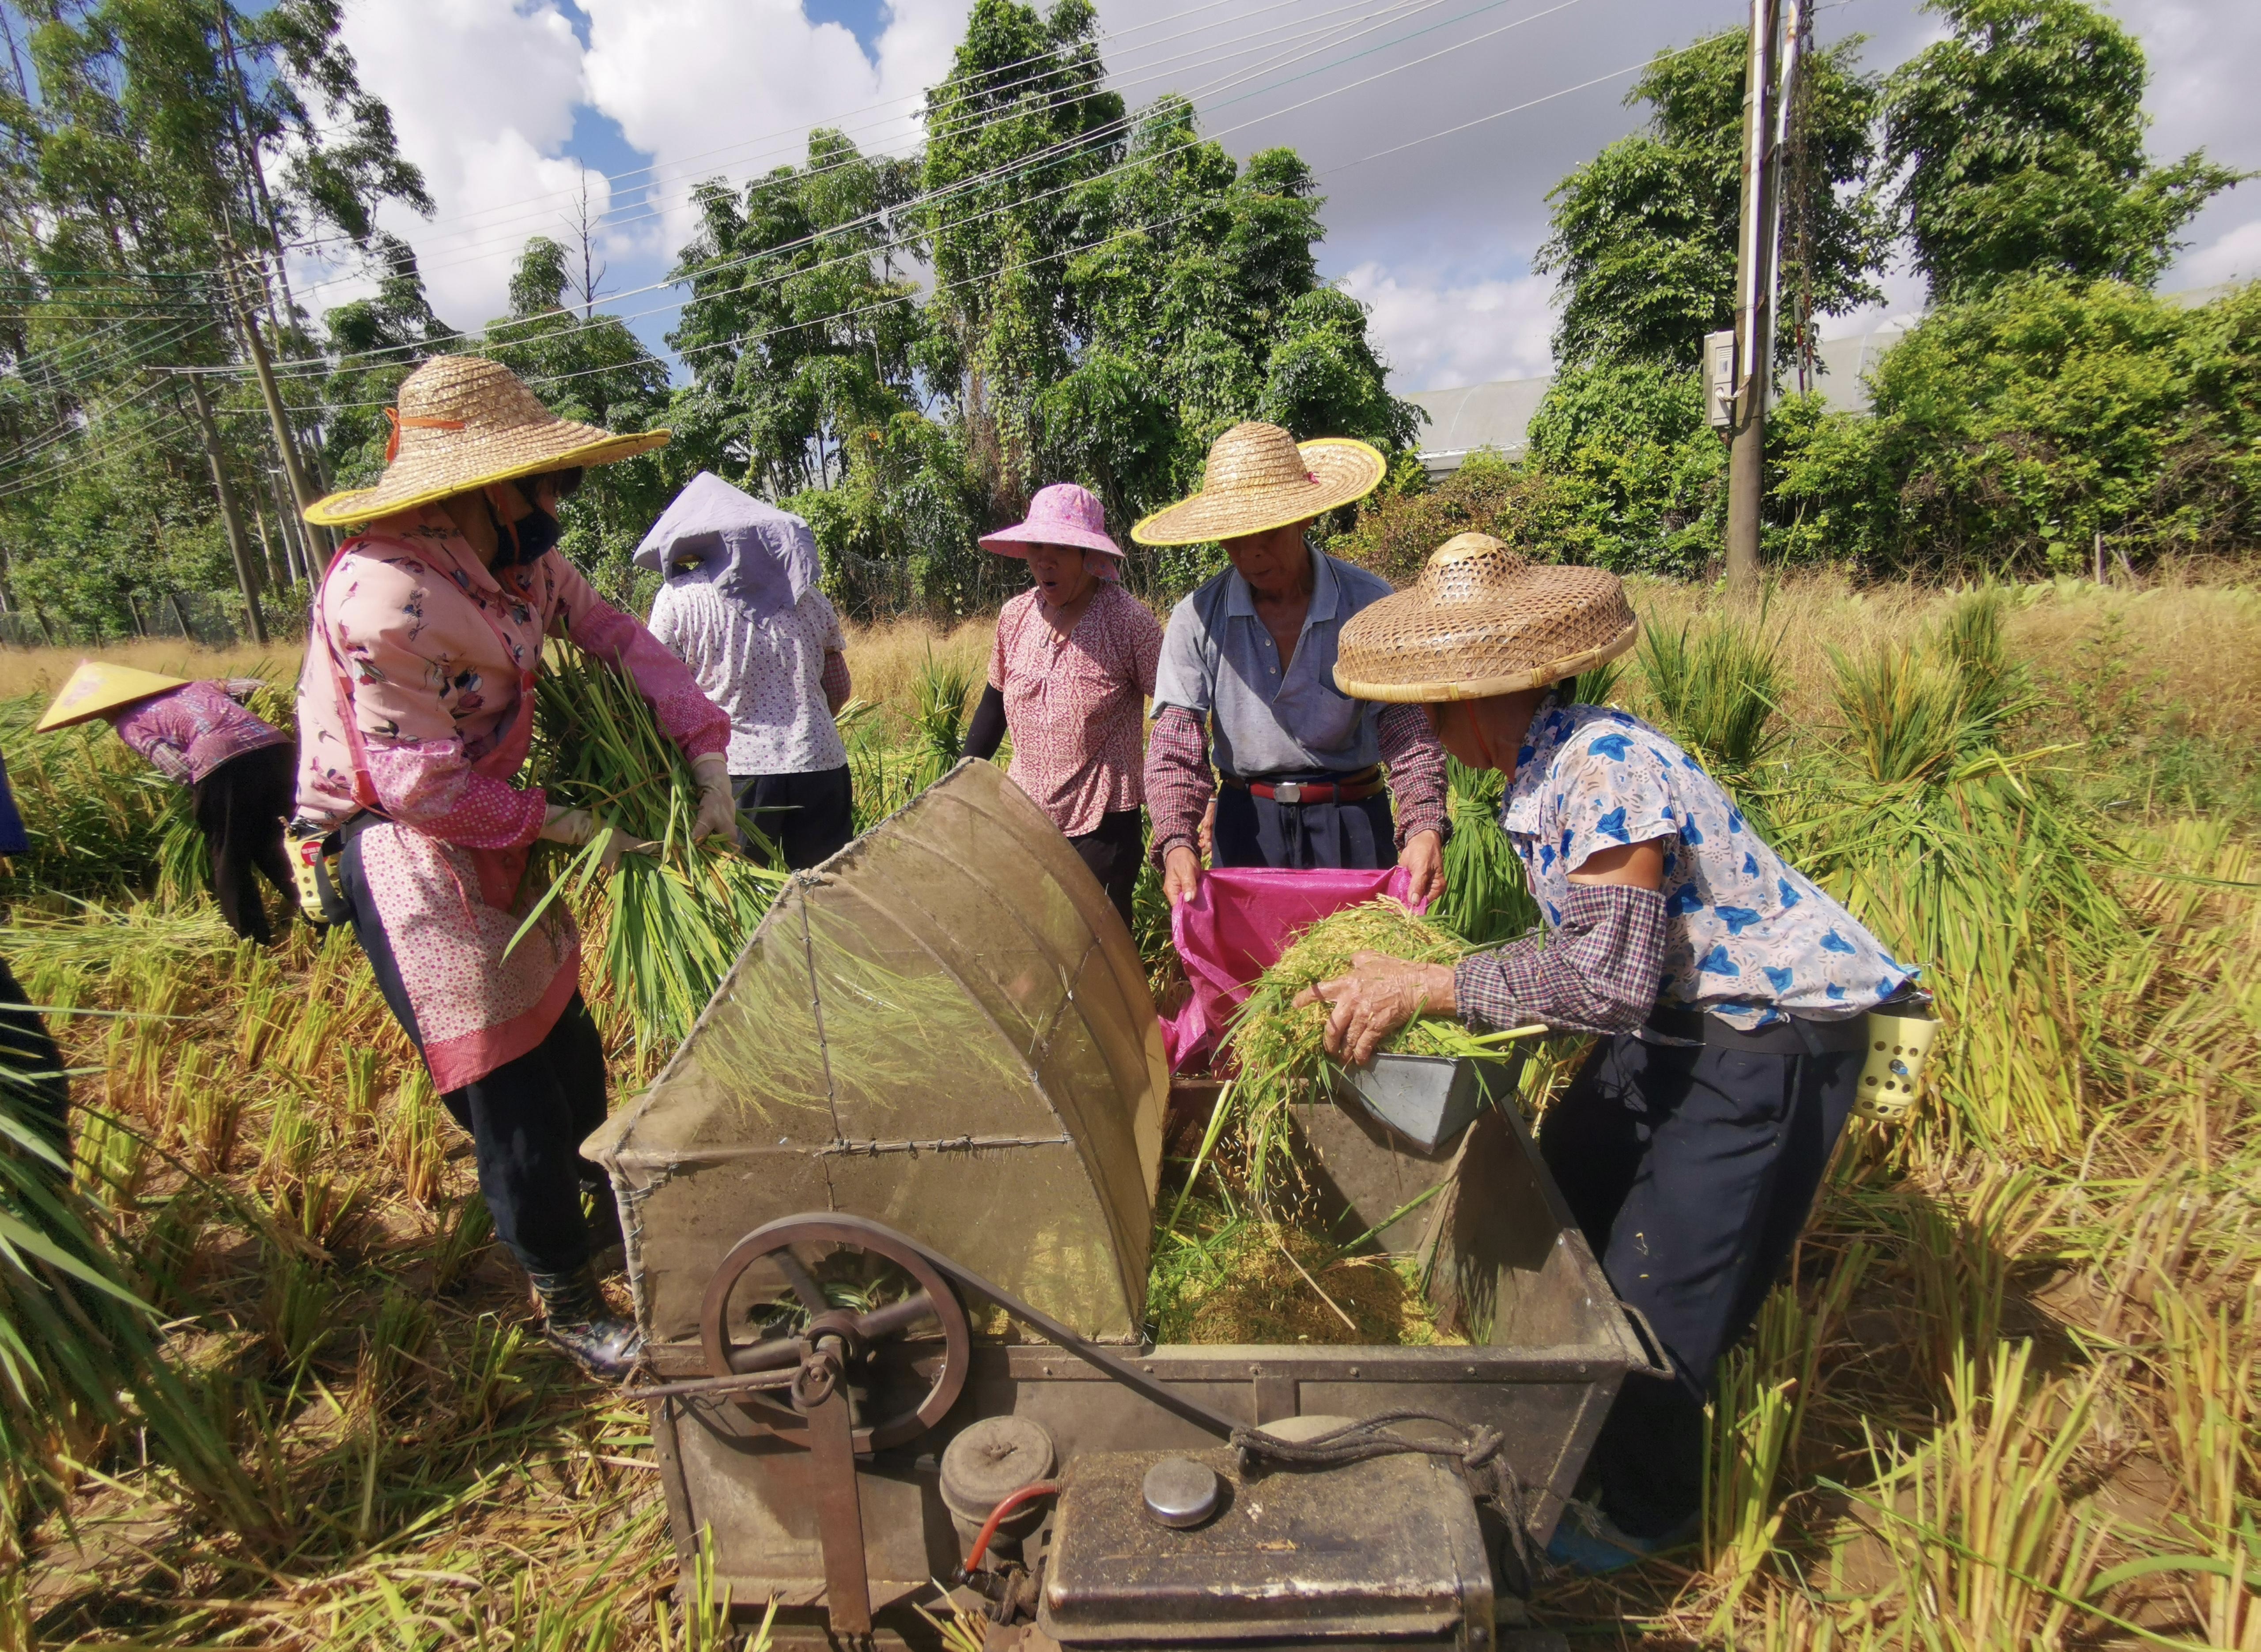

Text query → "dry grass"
[838,615,997,735]
[0,639,290,703]
[7,573,2258,1650]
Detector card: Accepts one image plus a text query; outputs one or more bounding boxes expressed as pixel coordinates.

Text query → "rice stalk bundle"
[1637,610,1787,784]
[909,645,974,791]
[1433,758,1539,948]
[1221,901,1533,1208]
[526,642,787,1057]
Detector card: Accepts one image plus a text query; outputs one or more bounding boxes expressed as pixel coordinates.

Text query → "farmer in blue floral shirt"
[1307,534,1917,1571]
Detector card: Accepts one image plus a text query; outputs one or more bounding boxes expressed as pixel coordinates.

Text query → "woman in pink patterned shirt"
[294,356,732,1377]
[963,483,1162,934]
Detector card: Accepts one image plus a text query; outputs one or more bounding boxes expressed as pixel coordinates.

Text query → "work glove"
[689,753,737,844]
[540,805,658,871]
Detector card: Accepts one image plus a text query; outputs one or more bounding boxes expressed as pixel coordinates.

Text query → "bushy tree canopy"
[1883,0,2242,303]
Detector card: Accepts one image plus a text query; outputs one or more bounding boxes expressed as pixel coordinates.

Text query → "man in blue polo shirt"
[1136,421,1448,905]
[1306,534,1917,1570]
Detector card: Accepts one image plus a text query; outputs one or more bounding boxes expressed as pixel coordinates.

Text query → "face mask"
[486,487,563,569]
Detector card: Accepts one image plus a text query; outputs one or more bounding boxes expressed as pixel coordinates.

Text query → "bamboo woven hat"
[1130,421,1385,547]
[302,355,668,527]
[36,660,187,732]
[1334,533,1639,703]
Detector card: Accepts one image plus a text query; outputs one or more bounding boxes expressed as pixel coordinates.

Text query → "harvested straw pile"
[1146,1201,1462,1347]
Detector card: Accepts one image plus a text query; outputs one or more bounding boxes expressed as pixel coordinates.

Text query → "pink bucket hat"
[979,483,1125,579]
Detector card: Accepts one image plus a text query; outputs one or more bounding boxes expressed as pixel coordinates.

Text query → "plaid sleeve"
[1376,702,1449,848]
[1454,882,1667,1035]
[1145,703,1213,867]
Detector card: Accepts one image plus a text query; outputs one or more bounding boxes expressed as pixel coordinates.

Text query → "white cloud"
[324,0,595,328]
[2175,219,2261,291]
[580,0,972,259]
[1338,261,1555,392]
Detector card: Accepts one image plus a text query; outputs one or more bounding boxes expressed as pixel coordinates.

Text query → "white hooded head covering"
[634,471,822,620]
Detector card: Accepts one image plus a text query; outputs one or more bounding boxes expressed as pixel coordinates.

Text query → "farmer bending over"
[292,355,733,1379]
[1307,533,1917,1570]
[1137,422,1447,907]
[38,664,295,944]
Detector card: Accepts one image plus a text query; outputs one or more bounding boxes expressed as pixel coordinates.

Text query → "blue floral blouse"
[1500,699,1914,1030]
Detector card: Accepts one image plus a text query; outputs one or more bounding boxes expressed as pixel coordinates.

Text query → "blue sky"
[306,0,2261,396]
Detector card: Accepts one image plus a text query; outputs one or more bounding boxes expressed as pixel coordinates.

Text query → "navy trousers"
[1538,1033,1862,1536]
[340,830,616,1278]
[734,764,854,871]
[1068,806,1145,935]
[1213,781,1394,872]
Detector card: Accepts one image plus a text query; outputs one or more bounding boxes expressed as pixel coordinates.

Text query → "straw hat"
[36,660,188,732]
[303,355,668,527]
[1130,421,1385,547]
[1333,533,1639,703]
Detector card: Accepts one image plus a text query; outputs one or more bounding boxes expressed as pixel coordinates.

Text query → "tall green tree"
[1539,26,1885,370]
[1883,0,2242,302]
[919,0,1123,513]
[1040,96,1417,565]
[666,129,923,499]
[487,236,671,601]
[320,232,457,489]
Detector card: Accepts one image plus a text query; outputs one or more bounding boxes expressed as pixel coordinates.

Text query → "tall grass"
[1637,608,1788,781]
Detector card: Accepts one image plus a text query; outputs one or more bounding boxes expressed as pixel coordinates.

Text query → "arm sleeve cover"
[1453,881,1668,1036]
[964,683,1007,761]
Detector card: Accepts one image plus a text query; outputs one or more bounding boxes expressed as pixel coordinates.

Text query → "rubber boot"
[530,1264,641,1380]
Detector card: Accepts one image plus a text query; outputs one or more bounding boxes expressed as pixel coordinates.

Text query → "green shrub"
[1522,359,1727,576]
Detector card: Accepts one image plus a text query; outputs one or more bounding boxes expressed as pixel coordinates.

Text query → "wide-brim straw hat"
[1334,533,1639,702]
[303,354,668,527]
[36,660,187,732]
[1130,421,1385,547]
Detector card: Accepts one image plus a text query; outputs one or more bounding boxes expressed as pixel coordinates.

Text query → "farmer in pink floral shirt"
[963,483,1162,933]
[38,662,295,943]
[294,355,731,1378]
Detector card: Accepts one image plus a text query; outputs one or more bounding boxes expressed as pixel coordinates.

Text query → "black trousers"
[734,764,854,871]
[192,742,299,945]
[0,954,69,1175]
[1538,1032,1862,1537]
[1214,781,1395,871]
[1067,807,1143,935]
[340,830,616,1279]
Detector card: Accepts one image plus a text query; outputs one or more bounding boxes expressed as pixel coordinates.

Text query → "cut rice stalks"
[522,642,786,1058]
[1218,901,1552,1210]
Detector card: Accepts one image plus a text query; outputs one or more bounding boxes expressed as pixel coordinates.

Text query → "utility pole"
[1724,0,1798,597]
[175,373,268,645]
[222,250,331,557]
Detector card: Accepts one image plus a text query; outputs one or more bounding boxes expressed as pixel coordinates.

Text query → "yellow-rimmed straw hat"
[1334,533,1639,703]
[303,355,668,527]
[1130,421,1385,547]
[36,660,188,732]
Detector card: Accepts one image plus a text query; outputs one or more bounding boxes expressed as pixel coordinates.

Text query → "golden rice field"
[0,571,2255,1650]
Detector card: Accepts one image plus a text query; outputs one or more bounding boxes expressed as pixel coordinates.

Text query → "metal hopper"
[587,758,1169,1350]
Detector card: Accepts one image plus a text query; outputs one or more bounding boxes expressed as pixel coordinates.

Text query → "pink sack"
[1161,866,1432,1072]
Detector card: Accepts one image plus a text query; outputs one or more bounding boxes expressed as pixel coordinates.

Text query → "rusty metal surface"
[1036,1448,1491,1647]
[805,1388,874,1635]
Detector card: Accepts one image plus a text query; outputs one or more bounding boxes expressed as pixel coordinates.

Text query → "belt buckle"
[1273,781,1303,804]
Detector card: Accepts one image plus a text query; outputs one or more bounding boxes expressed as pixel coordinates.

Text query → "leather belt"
[1221,766,1384,806]
[1642,1003,1872,1055]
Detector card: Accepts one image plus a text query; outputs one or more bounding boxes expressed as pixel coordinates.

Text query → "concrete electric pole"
[1723,0,1802,597]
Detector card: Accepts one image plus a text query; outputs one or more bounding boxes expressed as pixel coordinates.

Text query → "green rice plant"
[1221,902,1541,1208]
[0,695,183,903]
[386,1062,447,1208]
[341,1042,382,1124]
[257,1241,337,1371]
[1434,758,1540,949]
[1935,585,2036,747]
[909,644,975,790]
[525,642,787,1057]
[71,1104,147,1207]
[352,1286,433,1418]
[1846,1341,2110,1649]
[431,1192,495,1294]
[1826,643,1990,787]
[260,1087,323,1186]
[1704,1344,1796,1624]
[1637,609,1788,782]
[0,1032,266,1554]
[456,1313,533,1431]
[180,1048,243,1176]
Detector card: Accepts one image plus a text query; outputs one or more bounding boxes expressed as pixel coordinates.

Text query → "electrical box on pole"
[1704,329,1737,430]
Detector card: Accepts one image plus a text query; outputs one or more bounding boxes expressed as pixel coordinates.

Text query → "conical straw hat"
[304,355,668,527]
[36,660,188,732]
[1334,533,1639,703]
[1130,421,1385,547]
